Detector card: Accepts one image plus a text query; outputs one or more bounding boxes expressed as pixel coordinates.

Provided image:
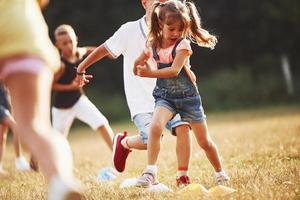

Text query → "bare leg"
[5,69,73,180]
[12,129,21,158]
[123,135,147,150]
[136,107,173,187]
[191,121,222,172]
[0,124,8,176]
[0,124,8,168]
[148,107,173,165]
[2,114,22,158]
[97,124,114,151]
[175,125,191,170]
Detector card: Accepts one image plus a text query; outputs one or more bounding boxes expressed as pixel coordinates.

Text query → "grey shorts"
[132,112,189,144]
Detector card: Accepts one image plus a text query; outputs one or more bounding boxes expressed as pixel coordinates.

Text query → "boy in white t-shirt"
[77,0,192,186]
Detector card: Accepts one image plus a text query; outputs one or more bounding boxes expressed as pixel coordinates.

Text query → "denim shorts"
[133,112,189,144]
[155,95,206,123]
[0,106,9,123]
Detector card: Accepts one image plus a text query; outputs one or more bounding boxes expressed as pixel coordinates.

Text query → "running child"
[76,0,193,186]
[134,0,230,187]
[52,24,115,151]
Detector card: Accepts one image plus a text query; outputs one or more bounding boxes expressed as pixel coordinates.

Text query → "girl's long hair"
[186,1,217,49]
[147,1,163,49]
[147,0,217,50]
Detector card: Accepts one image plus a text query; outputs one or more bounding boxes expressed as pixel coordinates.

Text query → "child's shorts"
[0,85,11,123]
[155,95,206,123]
[0,106,9,123]
[133,112,189,144]
[52,95,109,137]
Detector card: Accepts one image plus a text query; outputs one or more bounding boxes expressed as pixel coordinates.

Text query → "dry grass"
[0,106,299,199]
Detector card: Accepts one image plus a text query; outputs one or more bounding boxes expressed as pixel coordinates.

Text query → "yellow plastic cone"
[178,183,209,199]
[208,185,236,198]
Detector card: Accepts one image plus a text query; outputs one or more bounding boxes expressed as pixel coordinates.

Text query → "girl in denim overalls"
[134,0,229,187]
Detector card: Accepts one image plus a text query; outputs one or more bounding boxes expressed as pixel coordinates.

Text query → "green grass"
[0,106,299,199]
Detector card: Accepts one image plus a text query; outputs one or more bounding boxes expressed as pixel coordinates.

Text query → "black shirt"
[52,55,85,108]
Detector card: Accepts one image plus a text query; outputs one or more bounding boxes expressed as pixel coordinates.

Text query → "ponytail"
[147,2,163,48]
[186,1,217,49]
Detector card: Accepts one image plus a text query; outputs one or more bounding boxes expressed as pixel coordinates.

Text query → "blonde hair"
[148,0,217,49]
[54,24,76,41]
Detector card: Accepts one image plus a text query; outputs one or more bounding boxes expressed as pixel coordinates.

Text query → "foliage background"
[44,0,300,121]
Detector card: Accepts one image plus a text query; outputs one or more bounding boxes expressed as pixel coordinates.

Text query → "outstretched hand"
[76,74,93,87]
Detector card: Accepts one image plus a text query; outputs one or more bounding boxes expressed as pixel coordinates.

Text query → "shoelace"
[141,172,154,184]
[181,176,191,184]
[177,175,190,185]
[216,175,229,184]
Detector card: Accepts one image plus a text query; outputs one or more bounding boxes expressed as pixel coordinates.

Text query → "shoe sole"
[136,181,151,188]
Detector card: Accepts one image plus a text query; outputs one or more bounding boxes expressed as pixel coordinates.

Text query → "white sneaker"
[15,156,30,171]
[136,169,157,188]
[97,167,119,182]
[215,171,230,185]
[48,176,83,200]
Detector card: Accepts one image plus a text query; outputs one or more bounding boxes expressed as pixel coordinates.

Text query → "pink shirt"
[145,38,192,65]
[145,38,196,83]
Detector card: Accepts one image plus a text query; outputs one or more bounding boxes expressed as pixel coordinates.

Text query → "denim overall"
[152,38,206,122]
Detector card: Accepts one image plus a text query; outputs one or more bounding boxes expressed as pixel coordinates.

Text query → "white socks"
[121,137,130,149]
[177,170,188,178]
[146,165,157,174]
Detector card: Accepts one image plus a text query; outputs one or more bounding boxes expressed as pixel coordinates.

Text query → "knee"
[200,140,214,151]
[150,122,163,138]
[174,124,190,136]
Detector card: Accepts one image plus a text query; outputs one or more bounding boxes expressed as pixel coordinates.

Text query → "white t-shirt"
[104,17,156,119]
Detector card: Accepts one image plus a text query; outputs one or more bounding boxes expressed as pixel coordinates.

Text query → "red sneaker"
[112,132,131,172]
[176,175,191,187]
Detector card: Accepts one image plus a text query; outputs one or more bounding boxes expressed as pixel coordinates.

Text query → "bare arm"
[85,46,97,55]
[133,51,150,75]
[37,0,49,9]
[77,44,110,73]
[76,44,111,86]
[77,46,97,57]
[136,50,190,78]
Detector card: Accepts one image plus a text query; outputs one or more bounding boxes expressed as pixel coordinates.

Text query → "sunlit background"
[44,0,299,122]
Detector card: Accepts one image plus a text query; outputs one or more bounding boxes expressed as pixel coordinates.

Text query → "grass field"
[0,106,299,199]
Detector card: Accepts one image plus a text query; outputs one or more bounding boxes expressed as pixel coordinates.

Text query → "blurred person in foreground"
[0,0,83,199]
